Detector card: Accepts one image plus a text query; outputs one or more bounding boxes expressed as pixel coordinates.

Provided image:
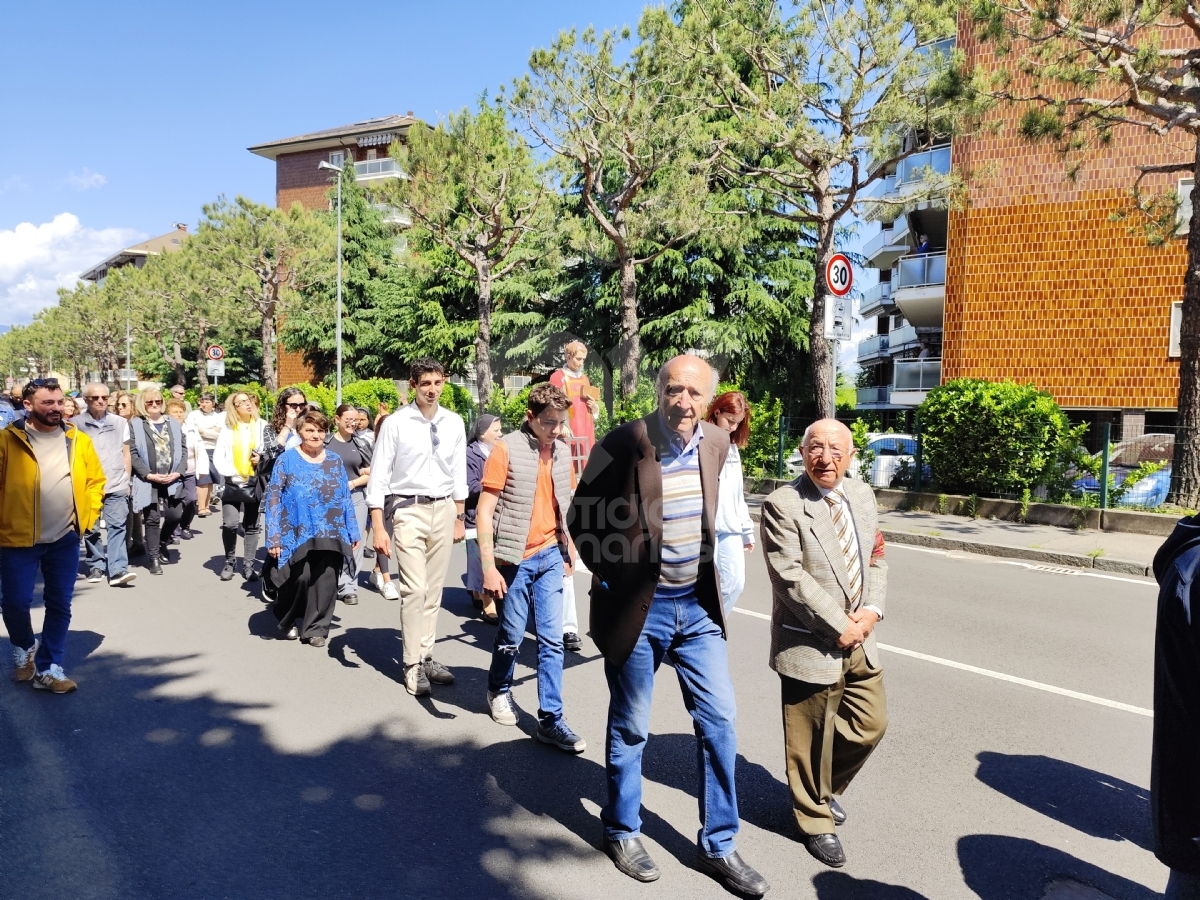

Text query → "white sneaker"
[487,690,518,726]
[13,638,39,683]
[380,580,400,601]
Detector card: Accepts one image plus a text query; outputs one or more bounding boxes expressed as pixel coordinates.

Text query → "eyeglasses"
[803,445,846,460]
[234,398,253,407]
[430,421,440,450]
[145,399,163,407]
[85,395,109,401]
[285,401,307,409]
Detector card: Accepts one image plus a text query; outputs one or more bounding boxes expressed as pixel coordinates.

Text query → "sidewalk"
[746,495,1171,577]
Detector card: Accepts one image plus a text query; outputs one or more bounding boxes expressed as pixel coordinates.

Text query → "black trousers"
[143,487,183,554]
[272,550,342,639]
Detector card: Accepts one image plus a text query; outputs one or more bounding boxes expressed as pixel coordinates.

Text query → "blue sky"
[0,0,650,325]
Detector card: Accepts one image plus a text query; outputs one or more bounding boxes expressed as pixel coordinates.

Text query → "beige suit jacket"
[760,473,887,685]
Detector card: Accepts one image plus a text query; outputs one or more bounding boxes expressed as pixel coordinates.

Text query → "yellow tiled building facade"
[944,26,1194,414]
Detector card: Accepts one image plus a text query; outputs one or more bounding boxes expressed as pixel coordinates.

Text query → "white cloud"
[66,168,107,191]
[0,213,145,325]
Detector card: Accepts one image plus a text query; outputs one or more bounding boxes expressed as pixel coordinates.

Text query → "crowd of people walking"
[0,348,911,897]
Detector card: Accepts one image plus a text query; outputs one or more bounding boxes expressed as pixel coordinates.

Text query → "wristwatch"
[456,513,466,522]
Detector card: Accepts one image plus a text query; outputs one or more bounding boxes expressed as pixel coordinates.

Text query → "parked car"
[786,432,925,488]
[1072,433,1173,508]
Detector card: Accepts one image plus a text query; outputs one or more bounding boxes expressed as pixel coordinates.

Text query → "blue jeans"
[486,544,565,726]
[0,531,80,671]
[602,588,740,858]
[84,493,130,578]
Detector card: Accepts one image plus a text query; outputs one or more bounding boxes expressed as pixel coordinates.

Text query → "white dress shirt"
[365,403,468,510]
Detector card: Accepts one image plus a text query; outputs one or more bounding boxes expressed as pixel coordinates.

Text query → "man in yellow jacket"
[0,378,106,693]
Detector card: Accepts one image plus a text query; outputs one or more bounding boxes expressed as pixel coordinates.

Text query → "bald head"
[656,354,716,439]
[801,418,856,489]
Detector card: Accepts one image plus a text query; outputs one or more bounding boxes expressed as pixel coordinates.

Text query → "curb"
[880,529,1151,577]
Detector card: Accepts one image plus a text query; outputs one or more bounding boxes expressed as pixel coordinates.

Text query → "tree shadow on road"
[974,752,1153,851]
[0,634,615,900]
[958,834,1161,900]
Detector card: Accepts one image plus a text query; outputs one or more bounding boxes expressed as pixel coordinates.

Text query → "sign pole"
[831,337,838,420]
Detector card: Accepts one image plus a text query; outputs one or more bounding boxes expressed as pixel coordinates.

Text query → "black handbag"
[251,426,284,502]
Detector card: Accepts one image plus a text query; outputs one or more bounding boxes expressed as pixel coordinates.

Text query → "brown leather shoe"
[32,665,77,694]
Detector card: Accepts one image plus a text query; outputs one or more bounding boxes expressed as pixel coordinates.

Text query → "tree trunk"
[602,360,614,418]
[261,284,278,393]
[1169,137,1200,507]
[811,209,836,420]
[475,259,493,411]
[196,324,210,390]
[618,253,640,399]
[172,335,185,387]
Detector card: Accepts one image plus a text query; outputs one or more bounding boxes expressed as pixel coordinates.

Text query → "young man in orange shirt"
[476,383,585,753]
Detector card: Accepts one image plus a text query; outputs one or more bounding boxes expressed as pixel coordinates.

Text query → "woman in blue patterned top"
[265,410,360,647]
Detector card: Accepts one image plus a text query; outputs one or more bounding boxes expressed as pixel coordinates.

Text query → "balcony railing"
[895,145,951,185]
[889,323,919,348]
[857,386,890,405]
[857,334,890,359]
[915,36,956,58]
[860,281,893,314]
[862,174,898,200]
[896,252,947,289]
[354,158,403,180]
[863,227,900,260]
[893,358,942,391]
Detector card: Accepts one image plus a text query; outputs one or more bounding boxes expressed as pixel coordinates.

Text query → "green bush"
[916,378,1088,496]
[341,378,401,416]
[485,386,532,433]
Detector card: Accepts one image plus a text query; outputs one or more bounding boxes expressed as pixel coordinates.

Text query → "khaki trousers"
[781,646,888,835]
[391,498,457,667]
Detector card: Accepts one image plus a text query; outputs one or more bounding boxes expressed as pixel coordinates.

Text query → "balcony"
[354,158,404,182]
[888,323,920,349]
[895,145,952,186]
[857,334,890,362]
[891,358,942,405]
[371,202,412,227]
[862,174,897,200]
[856,386,891,406]
[915,36,956,58]
[893,252,946,327]
[863,227,909,269]
[859,281,894,319]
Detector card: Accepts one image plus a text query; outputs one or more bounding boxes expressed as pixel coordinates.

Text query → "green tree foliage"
[916,378,1088,495]
[284,168,402,381]
[966,0,1200,506]
[510,13,721,398]
[388,99,556,408]
[193,196,331,392]
[669,0,978,417]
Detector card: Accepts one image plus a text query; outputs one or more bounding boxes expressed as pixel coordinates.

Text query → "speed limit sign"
[207,345,225,362]
[826,253,853,297]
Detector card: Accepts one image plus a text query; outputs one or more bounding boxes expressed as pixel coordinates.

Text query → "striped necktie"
[825,490,862,608]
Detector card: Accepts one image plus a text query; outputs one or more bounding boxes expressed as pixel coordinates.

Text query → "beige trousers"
[781,646,888,835]
[391,498,457,667]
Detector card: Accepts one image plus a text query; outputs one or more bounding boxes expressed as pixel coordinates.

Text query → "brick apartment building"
[248,114,417,385]
[856,25,1195,442]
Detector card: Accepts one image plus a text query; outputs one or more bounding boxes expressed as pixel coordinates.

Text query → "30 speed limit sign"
[825,253,853,297]
[206,345,225,362]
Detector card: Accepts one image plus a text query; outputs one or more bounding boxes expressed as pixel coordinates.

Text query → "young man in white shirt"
[366,358,468,697]
[185,392,224,515]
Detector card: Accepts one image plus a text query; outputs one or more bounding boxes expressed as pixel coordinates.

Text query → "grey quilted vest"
[492,425,573,566]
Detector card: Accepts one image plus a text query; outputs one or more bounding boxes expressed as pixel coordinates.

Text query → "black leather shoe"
[804,833,846,868]
[696,849,771,895]
[828,797,847,826]
[602,837,660,882]
[147,554,163,576]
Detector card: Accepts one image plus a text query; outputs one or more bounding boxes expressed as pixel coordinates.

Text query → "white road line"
[729,607,1153,717]
[887,542,1156,587]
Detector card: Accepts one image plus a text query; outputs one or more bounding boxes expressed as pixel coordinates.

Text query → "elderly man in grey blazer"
[759,418,888,869]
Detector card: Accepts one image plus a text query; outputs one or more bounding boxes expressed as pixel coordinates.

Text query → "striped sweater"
[657,426,704,596]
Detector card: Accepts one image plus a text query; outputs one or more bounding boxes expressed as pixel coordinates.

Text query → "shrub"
[342,378,401,417]
[916,378,1088,496]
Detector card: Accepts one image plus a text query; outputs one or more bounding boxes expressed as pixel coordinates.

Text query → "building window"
[330,150,345,168]
[366,149,377,160]
[1170,301,1183,358]
[1179,178,1194,234]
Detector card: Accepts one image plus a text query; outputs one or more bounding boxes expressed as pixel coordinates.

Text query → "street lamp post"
[318,159,344,407]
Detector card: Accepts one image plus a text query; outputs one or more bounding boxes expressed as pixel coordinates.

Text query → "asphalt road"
[0,525,1167,900]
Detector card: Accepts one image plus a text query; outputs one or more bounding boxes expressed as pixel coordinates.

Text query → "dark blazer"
[567,412,730,665]
[464,440,488,529]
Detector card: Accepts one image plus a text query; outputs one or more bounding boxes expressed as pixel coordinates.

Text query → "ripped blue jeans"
[485,543,565,726]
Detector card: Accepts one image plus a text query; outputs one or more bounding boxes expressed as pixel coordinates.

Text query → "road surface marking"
[729,607,1152,717]
[888,543,1156,587]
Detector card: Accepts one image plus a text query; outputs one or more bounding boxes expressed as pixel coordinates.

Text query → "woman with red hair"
[707,391,755,614]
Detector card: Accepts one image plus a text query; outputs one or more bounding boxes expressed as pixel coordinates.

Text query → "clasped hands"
[836,608,879,650]
[145,472,181,485]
